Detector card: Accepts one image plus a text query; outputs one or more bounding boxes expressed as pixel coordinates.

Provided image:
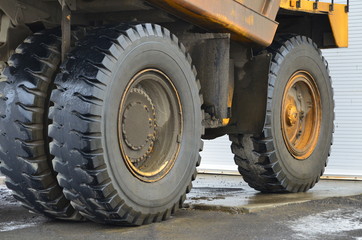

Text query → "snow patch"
[288,209,362,239]
[0,221,37,232]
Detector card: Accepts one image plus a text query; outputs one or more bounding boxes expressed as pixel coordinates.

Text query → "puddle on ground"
[188,187,245,202]
[190,195,226,201]
[287,209,362,239]
[192,187,245,193]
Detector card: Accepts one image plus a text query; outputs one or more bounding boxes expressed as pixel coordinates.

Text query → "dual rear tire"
[0,26,333,225]
[0,24,203,225]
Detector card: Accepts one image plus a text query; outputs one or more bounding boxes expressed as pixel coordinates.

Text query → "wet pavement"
[0,174,362,239]
[186,174,362,213]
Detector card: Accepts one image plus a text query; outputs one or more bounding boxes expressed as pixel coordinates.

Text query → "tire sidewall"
[102,36,201,213]
[271,40,333,184]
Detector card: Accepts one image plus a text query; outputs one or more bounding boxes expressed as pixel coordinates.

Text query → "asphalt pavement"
[1,174,362,240]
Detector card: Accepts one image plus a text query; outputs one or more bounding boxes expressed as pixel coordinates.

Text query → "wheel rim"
[118,69,183,182]
[281,71,321,160]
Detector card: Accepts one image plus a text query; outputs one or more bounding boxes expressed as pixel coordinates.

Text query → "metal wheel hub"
[286,104,298,126]
[118,69,183,182]
[122,88,157,162]
[281,71,321,160]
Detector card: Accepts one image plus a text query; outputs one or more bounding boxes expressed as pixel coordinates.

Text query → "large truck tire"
[230,35,334,193]
[49,24,204,225]
[0,29,81,219]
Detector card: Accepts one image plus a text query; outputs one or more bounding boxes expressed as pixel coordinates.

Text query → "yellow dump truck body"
[147,0,348,47]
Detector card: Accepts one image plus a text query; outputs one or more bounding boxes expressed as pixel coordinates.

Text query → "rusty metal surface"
[229,53,271,134]
[61,1,71,62]
[146,0,347,48]
[75,0,152,12]
[180,33,231,126]
[118,69,183,183]
[328,3,348,48]
[146,0,280,46]
[0,0,55,25]
[280,0,348,47]
[281,71,321,160]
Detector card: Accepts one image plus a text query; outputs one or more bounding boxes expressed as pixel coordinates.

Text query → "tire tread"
[50,24,204,225]
[230,35,333,193]
[0,29,82,219]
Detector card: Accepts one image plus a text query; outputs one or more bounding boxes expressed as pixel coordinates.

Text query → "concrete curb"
[198,169,362,181]
[185,174,362,214]
[186,200,312,214]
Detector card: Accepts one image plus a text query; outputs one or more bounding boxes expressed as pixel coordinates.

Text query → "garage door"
[199,0,362,178]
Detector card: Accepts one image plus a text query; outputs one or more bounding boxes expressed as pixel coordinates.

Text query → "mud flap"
[230,52,272,134]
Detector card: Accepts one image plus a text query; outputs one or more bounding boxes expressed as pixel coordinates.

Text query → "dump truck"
[0,0,348,225]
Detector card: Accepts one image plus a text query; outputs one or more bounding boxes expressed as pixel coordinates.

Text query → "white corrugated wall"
[323,0,362,177]
[199,0,362,178]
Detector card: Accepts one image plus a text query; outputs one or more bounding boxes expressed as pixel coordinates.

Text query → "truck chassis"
[0,0,348,225]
